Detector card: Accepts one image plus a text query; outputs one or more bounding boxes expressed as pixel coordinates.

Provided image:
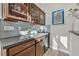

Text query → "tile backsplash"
[0,20,33,38]
[0,19,50,38]
[0,21,19,38]
[18,21,33,31]
[3,21,19,31]
[33,24,50,33]
[0,19,4,34]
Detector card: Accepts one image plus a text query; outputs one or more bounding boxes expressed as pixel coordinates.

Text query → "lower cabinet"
[15,45,35,56]
[6,34,49,56]
[6,40,35,56]
[70,32,79,56]
[36,40,44,56]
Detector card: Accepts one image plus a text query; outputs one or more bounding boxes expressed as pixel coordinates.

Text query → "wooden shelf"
[6,15,27,22]
[11,9,27,17]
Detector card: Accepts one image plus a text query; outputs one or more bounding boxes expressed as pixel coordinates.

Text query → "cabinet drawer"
[7,39,35,56]
[15,45,35,56]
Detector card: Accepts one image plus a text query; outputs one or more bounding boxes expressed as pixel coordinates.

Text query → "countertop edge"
[69,31,79,36]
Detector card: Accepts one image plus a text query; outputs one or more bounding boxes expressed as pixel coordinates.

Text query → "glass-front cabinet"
[31,4,39,24]
[39,11,45,25]
[3,3,29,22]
[3,3,45,25]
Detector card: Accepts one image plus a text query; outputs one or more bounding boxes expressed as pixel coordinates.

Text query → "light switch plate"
[4,26,14,31]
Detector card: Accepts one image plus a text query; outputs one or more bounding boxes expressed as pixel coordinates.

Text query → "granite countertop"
[69,31,79,36]
[0,33,49,49]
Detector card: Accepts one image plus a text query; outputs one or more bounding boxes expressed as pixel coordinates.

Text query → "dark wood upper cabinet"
[30,3,45,25]
[39,11,45,25]
[3,3,28,22]
[3,3,45,25]
[30,4,39,24]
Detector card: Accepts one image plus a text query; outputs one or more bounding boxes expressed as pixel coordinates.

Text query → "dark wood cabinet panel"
[15,45,35,56]
[36,40,44,56]
[7,40,35,56]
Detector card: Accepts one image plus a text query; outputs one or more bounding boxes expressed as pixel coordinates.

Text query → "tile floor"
[43,48,69,56]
